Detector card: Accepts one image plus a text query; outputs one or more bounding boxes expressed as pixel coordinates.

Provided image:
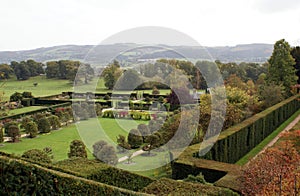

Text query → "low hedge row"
[0,155,150,195]
[0,102,71,121]
[102,110,151,120]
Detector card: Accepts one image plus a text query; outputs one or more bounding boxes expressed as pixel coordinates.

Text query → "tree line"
[0,59,94,84]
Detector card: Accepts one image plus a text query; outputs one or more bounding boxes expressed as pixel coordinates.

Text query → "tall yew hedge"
[196,95,300,163]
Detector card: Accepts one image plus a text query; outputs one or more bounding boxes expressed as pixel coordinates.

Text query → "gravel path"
[118,149,145,162]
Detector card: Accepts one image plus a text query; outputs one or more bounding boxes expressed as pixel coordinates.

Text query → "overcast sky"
[1,0,300,51]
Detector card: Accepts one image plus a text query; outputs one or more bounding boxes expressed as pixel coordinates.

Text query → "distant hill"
[0,43,273,65]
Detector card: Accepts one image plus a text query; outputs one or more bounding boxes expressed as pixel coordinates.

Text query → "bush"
[116,135,131,153]
[48,115,61,130]
[102,110,114,118]
[22,149,52,164]
[152,86,160,95]
[128,129,143,149]
[95,145,118,165]
[104,94,110,100]
[10,92,23,102]
[43,147,54,159]
[68,140,87,159]
[95,103,102,116]
[37,117,51,133]
[137,124,150,142]
[158,96,164,102]
[22,91,33,98]
[24,121,38,138]
[92,140,108,157]
[7,125,20,142]
[183,173,207,184]
[4,121,18,134]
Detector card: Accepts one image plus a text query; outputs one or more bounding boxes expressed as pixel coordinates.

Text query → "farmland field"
[1,76,172,101]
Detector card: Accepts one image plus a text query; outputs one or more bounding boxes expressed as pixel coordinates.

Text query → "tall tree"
[114,69,141,90]
[291,46,300,84]
[13,61,30,80]
[102,60,122,90]
[266,39,297,95]
[25,59,44,77]
[0,64,14,79]
[45,61,59,78]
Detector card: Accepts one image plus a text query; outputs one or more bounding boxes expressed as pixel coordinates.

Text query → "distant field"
[0,76,173,101]
[1,76,73,100]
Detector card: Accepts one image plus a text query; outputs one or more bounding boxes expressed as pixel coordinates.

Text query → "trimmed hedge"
[0,155,150,196]
[142,178,238,196]
[0,102,71,121]
[196,95,300,163]
[53,158,154,192]
[102,110,151,120]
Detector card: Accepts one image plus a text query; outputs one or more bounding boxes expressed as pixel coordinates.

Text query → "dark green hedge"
[0,102,71,121]
[0,155,150,196]
[142,178,238,196]
[171,161,227,183]
[196,95,300,163]
[54,158,154,192]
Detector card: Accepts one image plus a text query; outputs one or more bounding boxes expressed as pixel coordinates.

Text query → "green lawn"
[6,106,46,115]
[0,117,148,161]
[1,76,73,100]
[117,150,171,178]
[0,125,82,161]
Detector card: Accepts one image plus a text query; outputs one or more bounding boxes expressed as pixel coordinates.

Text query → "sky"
[1,0,300,51]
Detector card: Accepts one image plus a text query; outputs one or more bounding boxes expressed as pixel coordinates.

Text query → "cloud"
[254,0,300,13]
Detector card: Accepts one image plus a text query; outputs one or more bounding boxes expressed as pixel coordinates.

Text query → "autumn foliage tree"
[241,139,300,195]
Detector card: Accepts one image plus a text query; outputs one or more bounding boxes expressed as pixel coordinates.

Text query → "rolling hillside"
[0,43,273,65]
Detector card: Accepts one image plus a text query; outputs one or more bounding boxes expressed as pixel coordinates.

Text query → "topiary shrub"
[104,94,110,100]
[128,129,143,149]
[37,117,51,133]
[48,115,61,130]
[95,144,118,165]
[7,125,20,142]
[95,103,102,116]
[68,140,87,159]
[24,121,38,138]
[158,96,164,103]
[152,86,160,95]
[137,124,150,142]
[116,134,131,153]
[22,149,52,164]
[92,140,108,156]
